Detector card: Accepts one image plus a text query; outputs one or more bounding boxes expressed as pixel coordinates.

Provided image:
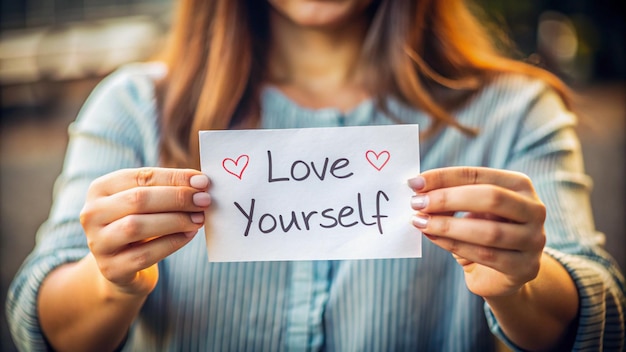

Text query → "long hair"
[158,0,570,168]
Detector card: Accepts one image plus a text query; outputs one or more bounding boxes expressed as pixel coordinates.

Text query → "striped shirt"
[7,63,625,351]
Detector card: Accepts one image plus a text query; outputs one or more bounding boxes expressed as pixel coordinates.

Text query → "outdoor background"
[1,0,624,350]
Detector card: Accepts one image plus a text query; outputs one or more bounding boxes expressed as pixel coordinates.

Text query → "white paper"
[199,125,421,262]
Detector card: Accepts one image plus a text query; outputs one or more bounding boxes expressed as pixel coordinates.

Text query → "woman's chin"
[269,0,371,29]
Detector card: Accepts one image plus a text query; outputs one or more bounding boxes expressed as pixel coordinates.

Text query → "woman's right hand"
[80,167,211,297]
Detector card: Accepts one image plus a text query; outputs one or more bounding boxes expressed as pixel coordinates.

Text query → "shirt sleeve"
[5,64,163,351]
[484,83,626,351]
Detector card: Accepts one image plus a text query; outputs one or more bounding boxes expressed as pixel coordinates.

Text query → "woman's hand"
[80,167,211,297]
[409,166,547,298]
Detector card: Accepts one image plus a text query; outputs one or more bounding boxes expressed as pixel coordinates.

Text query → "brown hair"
[158,0,571,168]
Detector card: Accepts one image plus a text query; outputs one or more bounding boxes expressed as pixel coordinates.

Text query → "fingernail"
[184,230,198,238]
[411,214,429,228]
[411,194,429,209]
[190,174,209,189]
[193,192,211,207]
[190,212,205,224]
[408,176,425,190]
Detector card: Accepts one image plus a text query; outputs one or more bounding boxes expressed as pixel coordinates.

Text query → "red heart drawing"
[365,150,390,171]
[222,155,249,179]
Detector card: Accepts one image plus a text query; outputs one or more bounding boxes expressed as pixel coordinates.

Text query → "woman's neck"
[267,9,371,111]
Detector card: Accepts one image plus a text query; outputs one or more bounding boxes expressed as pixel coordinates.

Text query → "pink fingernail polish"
[408,176,425,190]
[193,192,211,207]
[184,230,198,238]
[411,195,429,209]
[411,214,429,228]
[190,212,205,224]
[190,174,209,189]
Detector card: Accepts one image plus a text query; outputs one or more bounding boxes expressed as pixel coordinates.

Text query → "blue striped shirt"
[7,63,625,351]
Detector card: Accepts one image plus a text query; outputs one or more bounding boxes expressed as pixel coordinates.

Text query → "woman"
[8,0,625,351]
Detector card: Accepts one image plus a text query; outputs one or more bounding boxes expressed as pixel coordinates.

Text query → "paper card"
[199,124,421,262]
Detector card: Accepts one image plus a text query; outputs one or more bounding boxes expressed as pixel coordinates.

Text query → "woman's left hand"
[409,166,547,298]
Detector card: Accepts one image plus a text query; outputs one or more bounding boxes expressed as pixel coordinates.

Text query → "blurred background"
[1,0,624,350]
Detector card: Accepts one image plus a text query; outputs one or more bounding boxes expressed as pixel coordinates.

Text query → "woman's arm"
[408,79,624,351]
[5,64,199,351]
[484,253,579,350]
[409,167,578,350]
[38,168,210,351]
[38,254,147,351]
